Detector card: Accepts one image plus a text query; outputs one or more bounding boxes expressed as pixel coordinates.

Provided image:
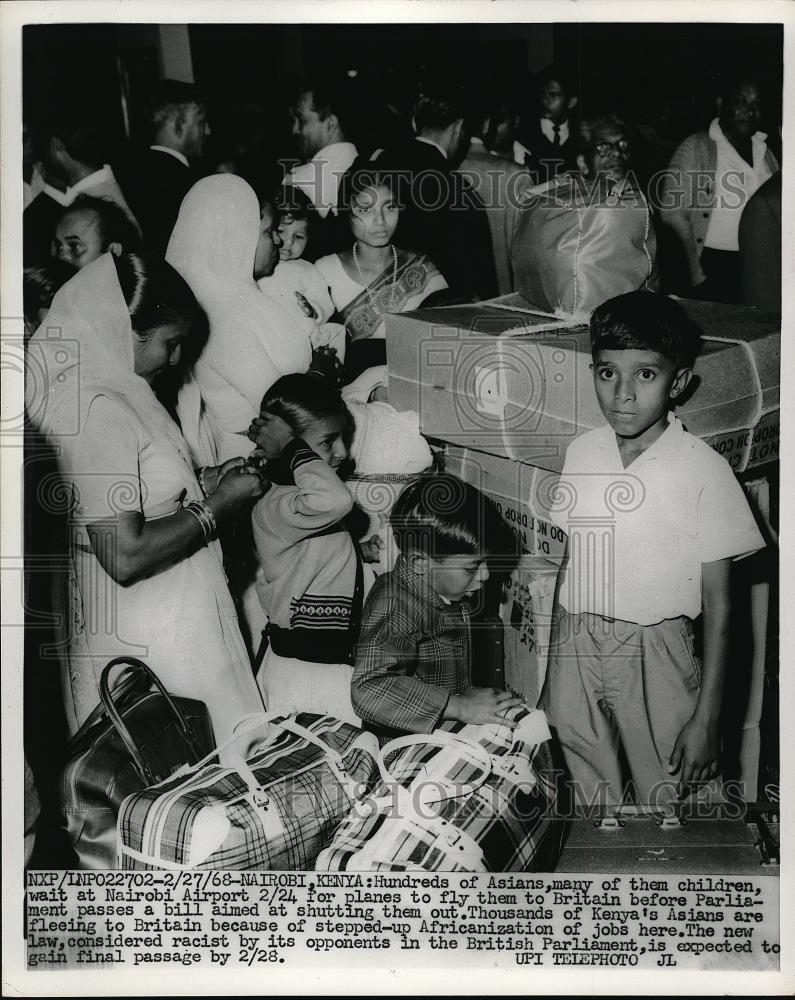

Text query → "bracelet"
[183,498,218,543]
[196,467,209,497]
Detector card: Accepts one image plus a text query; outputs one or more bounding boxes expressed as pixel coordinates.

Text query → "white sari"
[166,175,313,463]
[26,254,264,741]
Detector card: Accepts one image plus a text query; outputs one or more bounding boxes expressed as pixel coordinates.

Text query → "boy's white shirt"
[551,413,765,625]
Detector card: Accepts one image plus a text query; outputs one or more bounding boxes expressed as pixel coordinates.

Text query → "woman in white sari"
[166,174,313,463]
[26,253,266,741]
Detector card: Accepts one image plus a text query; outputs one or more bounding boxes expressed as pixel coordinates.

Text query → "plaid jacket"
[351,555,471,736]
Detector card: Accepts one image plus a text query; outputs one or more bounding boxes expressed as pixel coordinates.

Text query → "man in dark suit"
[121,81,210,255]
[375,83,498,301]
[517,64,580,183]
[739,170,782,313]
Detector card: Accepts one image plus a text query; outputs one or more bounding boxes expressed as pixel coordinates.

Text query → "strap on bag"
[99,657,206,786]
[341,731,495,872]
[117,712,378,869]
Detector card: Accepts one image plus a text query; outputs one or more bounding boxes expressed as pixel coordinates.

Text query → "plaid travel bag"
[315,706,564,872]
[117,713,379,870]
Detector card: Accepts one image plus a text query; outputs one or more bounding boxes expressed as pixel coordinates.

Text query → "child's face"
[540,79,571,124]
[592,349,690,449]
[278,218,309,261]
[427,554,490,603]
[300,414,349,470]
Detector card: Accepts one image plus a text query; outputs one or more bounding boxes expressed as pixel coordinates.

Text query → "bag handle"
[376,731,492,806]
[100,657,205,786]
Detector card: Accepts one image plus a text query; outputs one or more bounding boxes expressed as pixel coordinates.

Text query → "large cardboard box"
[387,294,780,475]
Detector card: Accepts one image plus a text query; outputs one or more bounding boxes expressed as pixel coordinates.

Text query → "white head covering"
[25,253,184,458]
[166,174,312,461]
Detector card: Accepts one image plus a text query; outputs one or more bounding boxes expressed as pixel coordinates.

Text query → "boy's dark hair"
[390,473,504,558]
[146,80,205,129]
[537,63,577,99]
[273,185,320,253]
[590,291,703,369]
[57,195,142,253]
[260,373,350,435]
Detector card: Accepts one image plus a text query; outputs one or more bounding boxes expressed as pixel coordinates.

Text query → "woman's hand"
[205,463,267,518]
[247,413,295,459]
[200,457,247,496]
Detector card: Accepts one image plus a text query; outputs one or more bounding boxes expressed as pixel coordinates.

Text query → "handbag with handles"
[59,657,215,869]
[116,712,380,870]
[315,705,565,872]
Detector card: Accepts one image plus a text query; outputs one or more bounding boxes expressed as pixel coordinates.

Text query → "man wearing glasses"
[511,113,658,315]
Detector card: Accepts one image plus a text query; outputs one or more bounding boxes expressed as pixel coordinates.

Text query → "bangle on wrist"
[183,498,218,543]
[196,466,209,497]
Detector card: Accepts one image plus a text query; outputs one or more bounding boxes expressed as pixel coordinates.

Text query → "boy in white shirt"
[541,291,765,808]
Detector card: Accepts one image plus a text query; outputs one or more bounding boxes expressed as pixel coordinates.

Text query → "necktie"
[553,124,561,147]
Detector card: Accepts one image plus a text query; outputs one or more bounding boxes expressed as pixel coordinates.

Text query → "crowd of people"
[22,65,779,866]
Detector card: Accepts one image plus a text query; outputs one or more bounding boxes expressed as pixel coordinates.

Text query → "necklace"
[352,241,398,313]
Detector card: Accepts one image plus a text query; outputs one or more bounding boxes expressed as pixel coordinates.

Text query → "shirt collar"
[391,554,453,613]
[540,118,569,143]
[150,145,190,168]
[66,164,114,199]
[708,118,767,148]
[416,135,448,160]
[598,411,684,467]
[284,142,358,217]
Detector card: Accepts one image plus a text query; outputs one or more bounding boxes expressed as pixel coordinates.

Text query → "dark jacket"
[375,138,498,300]
[119,148,198,256]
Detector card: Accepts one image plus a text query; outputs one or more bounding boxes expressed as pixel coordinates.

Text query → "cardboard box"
[387,294,779,475]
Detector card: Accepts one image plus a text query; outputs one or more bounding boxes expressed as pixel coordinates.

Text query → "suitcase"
[60,657,215,869]
[556,803,779,875]
[117,712,379,870]
[315,706,565,873]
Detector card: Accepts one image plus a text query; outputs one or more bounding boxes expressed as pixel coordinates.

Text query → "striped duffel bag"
[117,713,379,870]
[314,706,564,872]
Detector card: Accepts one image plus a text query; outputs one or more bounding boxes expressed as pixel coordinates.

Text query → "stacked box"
[387,294,780,475]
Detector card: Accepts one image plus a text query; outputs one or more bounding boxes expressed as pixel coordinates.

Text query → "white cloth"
[282,141,358,218]
[25,254,263,741]
[551,413,765,625]
[257,260,344,356]
[150,144,190,168]
[343,399,433,476]
[540,118,570,145]
[704,119,775,252]
[166,175,312,462]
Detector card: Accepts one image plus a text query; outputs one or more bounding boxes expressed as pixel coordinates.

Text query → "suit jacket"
[518,118,579,182]
[739,171,782,313]
[120,148,198,256]
[456,146,535,295]
[375,138,498,300]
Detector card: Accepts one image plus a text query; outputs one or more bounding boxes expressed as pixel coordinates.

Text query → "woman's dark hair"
[390,473,505,558]
[112,252,204,334]
[590,290,703,369]
[58,195,142,254]
[260,373,350,435]
[338,159,400,209]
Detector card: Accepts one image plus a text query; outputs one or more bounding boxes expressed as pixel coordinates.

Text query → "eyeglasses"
[592,138,632,156]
